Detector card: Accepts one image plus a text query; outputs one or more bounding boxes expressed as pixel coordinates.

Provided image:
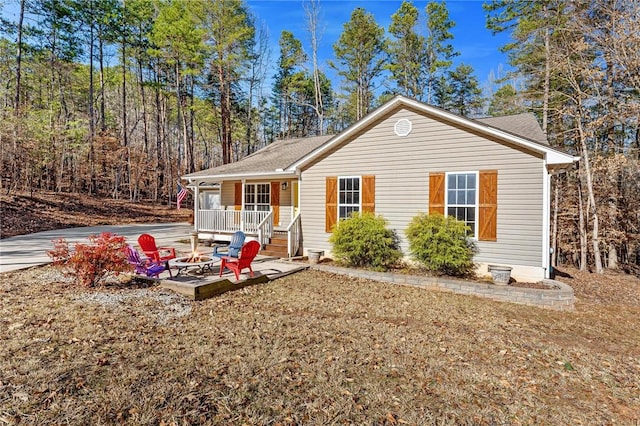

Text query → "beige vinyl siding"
[300,107,545,267]
[220,181,239,209]
[278,180,293,227]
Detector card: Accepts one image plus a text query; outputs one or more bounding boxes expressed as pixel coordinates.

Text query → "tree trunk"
[88,12,97,195]
[305,0,324,135]
[541,5,551,135]
[578,178,587,271]
[121,32,130,200]
[608,243,618,270]
[99,34,106,132]
[576,106,604,273]
[154,63,164,202]
[138,58,150,155]
[218,62,232,164]
[551,181,559,267]
[14,0,25,114]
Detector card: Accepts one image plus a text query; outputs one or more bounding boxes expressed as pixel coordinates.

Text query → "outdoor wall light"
[281,182,288,190]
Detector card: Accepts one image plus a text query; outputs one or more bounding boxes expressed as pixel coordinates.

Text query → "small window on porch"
[245,183,270,211]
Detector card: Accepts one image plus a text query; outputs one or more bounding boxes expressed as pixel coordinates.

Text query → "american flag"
[177,184,188,209]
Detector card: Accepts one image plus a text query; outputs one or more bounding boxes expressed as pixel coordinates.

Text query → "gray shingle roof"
[184,109,549,181]
[476,113,548,146]
[184,134,334,179]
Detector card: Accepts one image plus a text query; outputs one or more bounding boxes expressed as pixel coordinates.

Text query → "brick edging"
[310,264,575,311]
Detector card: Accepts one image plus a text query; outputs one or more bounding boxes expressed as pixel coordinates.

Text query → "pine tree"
[386,1,427,100]
[331,7,385,121]
[203,0,255,164]
[424,1,458,105]
[437,64,483,117]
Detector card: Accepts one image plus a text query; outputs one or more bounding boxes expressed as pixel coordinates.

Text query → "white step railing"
[257,210,274,247]
[287,212,302,258]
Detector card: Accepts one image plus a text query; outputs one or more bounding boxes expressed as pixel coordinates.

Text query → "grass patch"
[1,267,639,424]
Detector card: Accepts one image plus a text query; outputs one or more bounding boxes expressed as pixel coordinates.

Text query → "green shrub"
[48,232,132,287]
[405,213,477,276]
[329,212,402,271]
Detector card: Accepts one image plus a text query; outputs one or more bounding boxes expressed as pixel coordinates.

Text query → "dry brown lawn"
[1,266,639,425]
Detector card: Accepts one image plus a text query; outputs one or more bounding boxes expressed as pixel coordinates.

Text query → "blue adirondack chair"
[212,231,246,260]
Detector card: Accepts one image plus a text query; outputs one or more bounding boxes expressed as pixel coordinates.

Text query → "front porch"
[194,209,302,258]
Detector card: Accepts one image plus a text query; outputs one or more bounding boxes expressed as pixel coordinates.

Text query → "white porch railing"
[196,209,271,235]
[257,210,274,247]
[287,212,302,258]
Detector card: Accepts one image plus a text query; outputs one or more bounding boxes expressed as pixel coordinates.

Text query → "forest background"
[0,0,638,275]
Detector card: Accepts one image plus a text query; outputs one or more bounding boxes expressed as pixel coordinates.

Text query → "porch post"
[240,179,246,232]
[193,183,199,232]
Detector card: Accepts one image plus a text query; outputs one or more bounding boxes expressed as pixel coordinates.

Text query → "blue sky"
[247,0,514,92]
[1,0,513,94]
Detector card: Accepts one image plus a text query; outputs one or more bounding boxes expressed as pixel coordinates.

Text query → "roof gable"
[290,95,576,171]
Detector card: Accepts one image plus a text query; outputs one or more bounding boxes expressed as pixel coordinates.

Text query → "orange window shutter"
[362,175,375,214]
[429,172,445,215]
[270,182,280,225]
[479,170,498,241]
[325,176,337,233]
[234,182,242,211]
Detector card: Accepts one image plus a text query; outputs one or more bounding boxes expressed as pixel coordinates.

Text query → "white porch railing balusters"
[196,210,269,235]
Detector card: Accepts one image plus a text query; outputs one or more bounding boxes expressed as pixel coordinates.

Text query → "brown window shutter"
[270,182,280,225]
[429,172,445,215]
[234,182,242,211]
[325,176,337,233]
[479,170,498,241]
[361,175,375,214]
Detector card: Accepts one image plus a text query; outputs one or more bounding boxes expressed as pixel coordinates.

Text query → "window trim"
[445,171,479,239]
[337,175,362,220]
[244,182,271,212]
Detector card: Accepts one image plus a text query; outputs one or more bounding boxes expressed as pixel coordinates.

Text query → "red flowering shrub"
[48,232,132,287]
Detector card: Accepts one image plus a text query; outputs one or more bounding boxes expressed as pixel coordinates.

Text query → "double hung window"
[338,177,360,219]
[446,172,477,237]
[244,183,270,211]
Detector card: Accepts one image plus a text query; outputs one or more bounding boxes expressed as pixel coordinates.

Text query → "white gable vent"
[394,118,412,137]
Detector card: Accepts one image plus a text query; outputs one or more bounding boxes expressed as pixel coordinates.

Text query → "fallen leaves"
[0,268,638,425]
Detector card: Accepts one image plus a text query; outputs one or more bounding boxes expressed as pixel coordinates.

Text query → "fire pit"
[169,254,217,276]
[183,254,210,263]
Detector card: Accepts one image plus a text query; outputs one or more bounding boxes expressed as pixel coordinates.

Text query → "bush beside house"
[405,213,477,277]
[329,213,402,271]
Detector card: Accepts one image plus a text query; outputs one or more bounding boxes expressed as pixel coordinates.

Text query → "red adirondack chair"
[219,240,261,280]
[137,233,176,263]
[125,245,167,278]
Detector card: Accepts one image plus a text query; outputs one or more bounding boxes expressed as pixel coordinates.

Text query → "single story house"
[182,95,578,282]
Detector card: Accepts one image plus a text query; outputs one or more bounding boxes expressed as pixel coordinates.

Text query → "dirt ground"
[0,191,191,239]
[0,191,639,424]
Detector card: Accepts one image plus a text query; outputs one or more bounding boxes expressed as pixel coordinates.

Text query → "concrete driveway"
[0,223,194,273]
